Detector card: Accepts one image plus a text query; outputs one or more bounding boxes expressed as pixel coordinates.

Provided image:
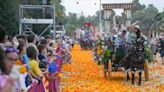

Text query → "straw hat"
[134,25,140,30]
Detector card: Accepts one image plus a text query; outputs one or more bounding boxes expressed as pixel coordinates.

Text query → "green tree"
[78,15,86,26]
[64,13,78,35]
[130,0,159,33]
[161,9,164,18]
[52,0,65,25]
[142,4,158,32]
[0,0,19,35]
[145,4,158,17]
[131,0,145,14]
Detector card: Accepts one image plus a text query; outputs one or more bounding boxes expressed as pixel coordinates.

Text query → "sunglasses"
[6,48,19,53]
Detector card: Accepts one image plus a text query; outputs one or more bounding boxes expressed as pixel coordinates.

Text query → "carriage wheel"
[108,60,112,80]
[144,59,149,81]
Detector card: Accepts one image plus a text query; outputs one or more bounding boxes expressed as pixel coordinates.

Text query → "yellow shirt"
[29,59,41,77]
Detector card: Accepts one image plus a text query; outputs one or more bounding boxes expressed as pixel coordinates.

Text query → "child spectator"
[47,59,59,92]
[26,46,42,82]
[17,39,28,71]
[37,44,50,72]
[16,39,34,89]
[17,35,30,70]
[17,35,33,87]
[37,44,47,61]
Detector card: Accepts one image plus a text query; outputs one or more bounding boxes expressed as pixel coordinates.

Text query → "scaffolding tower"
[19,4,55,36]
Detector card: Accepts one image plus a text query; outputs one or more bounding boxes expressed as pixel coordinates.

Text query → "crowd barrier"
[27,81,45,92]
[25,55,63,92]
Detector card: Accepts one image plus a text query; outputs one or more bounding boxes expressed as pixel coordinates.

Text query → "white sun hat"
[134,25,140,30]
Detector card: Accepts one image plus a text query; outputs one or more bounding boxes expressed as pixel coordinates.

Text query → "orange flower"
[19,65,27,73]
[15,60,23,65]
[15,60,27,73]
[61,44,164,92]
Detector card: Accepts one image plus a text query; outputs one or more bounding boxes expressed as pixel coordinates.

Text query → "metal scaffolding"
[19,4,55,36]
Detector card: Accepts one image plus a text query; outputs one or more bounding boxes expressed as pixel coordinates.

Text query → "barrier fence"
[25,55,63,92]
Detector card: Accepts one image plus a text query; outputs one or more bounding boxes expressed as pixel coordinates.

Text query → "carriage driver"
[126,25,141,47]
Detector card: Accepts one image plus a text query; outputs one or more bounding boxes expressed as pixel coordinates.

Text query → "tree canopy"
[0,0,163,36]
[0,0,19,35]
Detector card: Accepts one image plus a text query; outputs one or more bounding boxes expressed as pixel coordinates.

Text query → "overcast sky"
[61,0,164,16]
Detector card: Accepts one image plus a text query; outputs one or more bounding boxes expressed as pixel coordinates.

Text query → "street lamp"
[99,0,102,33]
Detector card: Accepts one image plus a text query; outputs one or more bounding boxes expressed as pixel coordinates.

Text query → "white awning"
[20,19,54,24]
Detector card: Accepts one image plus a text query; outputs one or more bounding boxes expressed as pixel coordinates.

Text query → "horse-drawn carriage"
[79,38,94,50]
[95,37,149,85]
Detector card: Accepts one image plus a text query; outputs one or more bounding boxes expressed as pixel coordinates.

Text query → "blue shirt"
[114,36,124,46]
[38,53,46,61]
[48,62,57,73]
[23,53,30,70]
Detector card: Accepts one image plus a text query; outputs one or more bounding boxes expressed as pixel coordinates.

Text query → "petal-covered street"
[1,0,164,92]
[61,44,164,92]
